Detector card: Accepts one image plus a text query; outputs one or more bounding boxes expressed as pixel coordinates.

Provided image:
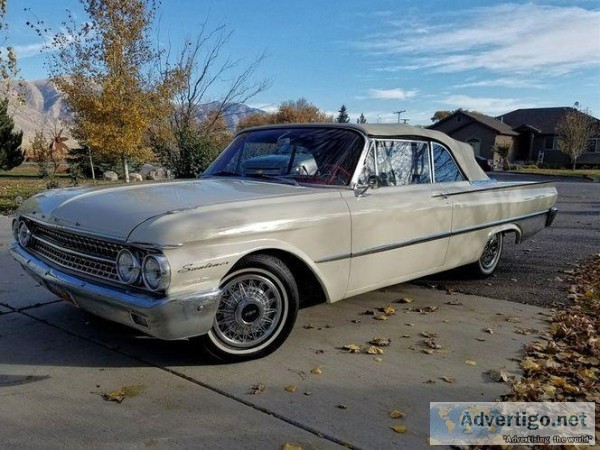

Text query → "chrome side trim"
[315,209,553,264]
[442,180,553,197]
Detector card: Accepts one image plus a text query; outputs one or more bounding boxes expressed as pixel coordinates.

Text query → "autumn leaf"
[395,297,413,304]
[483,328,494,334]
[486,368,510,382]
[369,337,391,347]
[281,444,303,450]
[464,360,477,366]
[382,305,396,315]
[284,385,297,393]
[389,410,406,419]
[422,349,434,355]
[506,317,521,323]
[391,424,407,433]
[341,344,362,353]
[249,383,266,395]
[100,389,126,403]
[310,367,322,375]
[374,314,388,321]
[373,356,383,362]
[365,346,384,355]
[440,376,456,384]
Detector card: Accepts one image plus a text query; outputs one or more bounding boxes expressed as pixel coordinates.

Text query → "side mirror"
[368,175,381,190]
[355,175,382,197]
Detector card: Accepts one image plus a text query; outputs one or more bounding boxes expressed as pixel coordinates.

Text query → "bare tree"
[555,108,597,170]
[153,20,271,177]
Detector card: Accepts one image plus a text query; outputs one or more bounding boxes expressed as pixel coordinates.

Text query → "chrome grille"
[32,239,119,281]
[26,220,122,282]
[30,222,121,260]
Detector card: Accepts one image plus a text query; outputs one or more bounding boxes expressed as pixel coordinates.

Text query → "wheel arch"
[486,223,522,244]
[228,249,328,308]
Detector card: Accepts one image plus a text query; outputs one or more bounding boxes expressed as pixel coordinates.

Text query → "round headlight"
[116,249,141,284]
[18,222,32,247]
[142,254,171,291]
[12,218,20,241]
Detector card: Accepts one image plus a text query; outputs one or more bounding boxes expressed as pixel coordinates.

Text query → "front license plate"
[47,282,78,308]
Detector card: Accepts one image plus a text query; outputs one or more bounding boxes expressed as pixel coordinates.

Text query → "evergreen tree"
[336,105,350,123]
[0,98,24,170]
[357,113,367,124]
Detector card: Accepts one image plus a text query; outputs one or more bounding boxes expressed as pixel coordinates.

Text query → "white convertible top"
[239,123,490,182]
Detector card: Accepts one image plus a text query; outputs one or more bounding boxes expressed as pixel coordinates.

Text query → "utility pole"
[393,110,406,123]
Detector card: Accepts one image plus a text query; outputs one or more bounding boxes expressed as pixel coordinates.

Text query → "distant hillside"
[8,79,71,150]
[7,79,265,151]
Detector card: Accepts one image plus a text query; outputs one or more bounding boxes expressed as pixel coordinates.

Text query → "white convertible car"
[10,123,557,361]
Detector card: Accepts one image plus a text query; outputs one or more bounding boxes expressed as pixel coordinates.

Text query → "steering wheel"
[316,164,352,185]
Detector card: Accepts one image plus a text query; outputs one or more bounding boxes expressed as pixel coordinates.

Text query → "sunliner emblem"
[178,262,229,273]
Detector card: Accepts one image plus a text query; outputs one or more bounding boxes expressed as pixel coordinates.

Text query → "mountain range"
[8,79,264,149]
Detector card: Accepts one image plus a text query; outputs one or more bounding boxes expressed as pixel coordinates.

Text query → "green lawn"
[512,168,600,182]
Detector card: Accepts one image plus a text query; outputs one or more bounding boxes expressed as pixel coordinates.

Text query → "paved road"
[0,216,551,449]
[416,173,600,308]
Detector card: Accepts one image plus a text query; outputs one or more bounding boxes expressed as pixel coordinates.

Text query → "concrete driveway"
[0,216,550,449]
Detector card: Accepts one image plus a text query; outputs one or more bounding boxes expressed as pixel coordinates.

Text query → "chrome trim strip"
[443,181,553,197]
[315,209,551,264]
[33,235,115,264]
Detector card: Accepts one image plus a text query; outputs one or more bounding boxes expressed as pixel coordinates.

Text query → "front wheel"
[469,232,504,277]
[202,254,299,362]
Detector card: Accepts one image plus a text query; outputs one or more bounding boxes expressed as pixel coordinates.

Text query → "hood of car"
[18,178,314,240]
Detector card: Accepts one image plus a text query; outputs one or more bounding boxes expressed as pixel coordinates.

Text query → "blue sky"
[7,0,600,125]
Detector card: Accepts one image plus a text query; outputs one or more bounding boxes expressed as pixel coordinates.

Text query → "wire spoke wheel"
[213,274,283,348]
[203,254,299,361]
[475,232,504,276]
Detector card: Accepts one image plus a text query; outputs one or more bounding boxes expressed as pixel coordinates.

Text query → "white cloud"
[6,42,45,59]
[452,77,545,90]
[358,4,600,76]
[441,95,537,115]
[367,88,418,100]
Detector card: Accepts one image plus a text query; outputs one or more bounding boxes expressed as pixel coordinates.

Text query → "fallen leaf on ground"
[336,404,347,409]
[389,409,405,418]
[515,327,539,335]
[446,300,463,306]
[483,328,494,334]
[281,444,303,450]
[391,424,407,433]
[440,376,456,384]
[303,323,314,329]
[423,379,436,384]
[360,309,375,316]
[284,385,297,393]
[394,297,413,304]
[249,383,266,395]
[486,368,510,382]
[369,337,391,346]
[373,356,383,362]
[100,389,126,403]
[381,305,396,315]
[465,360,477,366]
[341,344,362,353]
[506,317,521,323]
[365,346,384,355]
[374,314,388,321]
[422,349,434,354]
[310,367,322,375]
[476,337,486,342]
[424,338,442,349]
[409,306,439,313]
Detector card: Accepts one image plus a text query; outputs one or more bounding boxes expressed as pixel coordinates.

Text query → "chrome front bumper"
[10,243,221,340]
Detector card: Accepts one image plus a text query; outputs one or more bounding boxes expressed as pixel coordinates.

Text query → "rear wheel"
[470,232,504,277]
[202,254,299,362]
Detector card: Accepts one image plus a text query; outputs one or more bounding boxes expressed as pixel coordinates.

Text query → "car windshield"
[201,127,365,186]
